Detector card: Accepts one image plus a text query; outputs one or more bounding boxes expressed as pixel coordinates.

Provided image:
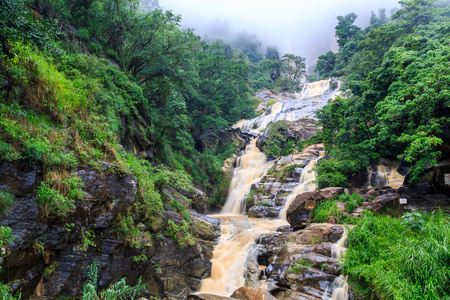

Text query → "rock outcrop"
[252,223,345,300]
[196,128,247,152]
[0,160,219,299]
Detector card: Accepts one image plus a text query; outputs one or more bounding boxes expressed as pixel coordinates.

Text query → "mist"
[157,0,400,63]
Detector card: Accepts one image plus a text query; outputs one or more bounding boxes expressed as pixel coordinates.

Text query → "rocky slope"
[0,160,220,299]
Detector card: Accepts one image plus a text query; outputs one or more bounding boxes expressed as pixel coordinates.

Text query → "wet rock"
[314,243,333,257]
[367,192,399,212]
[231,287,277,300]
[248,206,281,218]
[295,224,335,245]
[286,188,345,229]
[320,226,344,243]
[0,160,42,198]
[196,128,247,152]
[276,225,293,233]
[286,267,336,293]
[271,288,321,300]
[187,294,237,300]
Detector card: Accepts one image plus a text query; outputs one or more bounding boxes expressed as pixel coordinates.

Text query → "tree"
[281,54,306,81]
[231,31,263,63]
[265,46,280,61]
[335,13,361,47]
[369,8,389,29]
[315,51,336,78]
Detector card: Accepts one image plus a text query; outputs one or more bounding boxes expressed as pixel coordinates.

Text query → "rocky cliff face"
[0,160,219,299]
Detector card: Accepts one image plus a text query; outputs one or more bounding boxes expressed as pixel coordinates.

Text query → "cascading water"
[199,139,283,296]
[221,139,275,214]
[278,155,323,220]
[199,216,286,296]
[199,81,343,298]
[329,229,349,300]
[367,158,405,189]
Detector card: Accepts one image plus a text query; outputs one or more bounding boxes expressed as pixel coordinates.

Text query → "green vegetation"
[344,211,450,299]
[314,0,450,185]
[0,190,14,216]
[291,258,313,274]
[261,121,295,157]
[312,193,363,224]
[81,260,146,300]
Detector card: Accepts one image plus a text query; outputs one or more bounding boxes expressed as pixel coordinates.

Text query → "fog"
[157,0,400,63]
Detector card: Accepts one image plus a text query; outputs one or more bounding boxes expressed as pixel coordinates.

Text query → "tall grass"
[343,211,450,299]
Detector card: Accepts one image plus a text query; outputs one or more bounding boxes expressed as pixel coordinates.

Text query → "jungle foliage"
[314,0,450,186]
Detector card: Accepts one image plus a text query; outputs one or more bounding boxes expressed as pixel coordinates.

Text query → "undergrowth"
[344,210,450,299]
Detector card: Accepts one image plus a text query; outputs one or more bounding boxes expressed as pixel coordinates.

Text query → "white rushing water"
[239,79,341,131]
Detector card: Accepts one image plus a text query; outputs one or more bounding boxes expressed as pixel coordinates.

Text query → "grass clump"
[343,210,450,299]
[291,258,313,274]
[0,190,14,216]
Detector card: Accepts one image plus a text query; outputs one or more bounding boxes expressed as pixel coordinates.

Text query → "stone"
[286,188,345,229]
[187,294,237,300]
[0,160,41,198]
[248,206,281,219]
[196,128,247,152]
[367,192,399,212]
[231,287,277,300]
[320,226,344,243]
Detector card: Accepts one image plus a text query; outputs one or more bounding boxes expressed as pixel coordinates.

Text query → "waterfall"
[198,81,342,298]
[278,157,320,220]
[199,217,286,296]
[322,229,349,300]
[221,139,274,215]
[367,158,405,189]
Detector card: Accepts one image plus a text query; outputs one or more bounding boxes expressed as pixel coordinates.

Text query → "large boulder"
[231,287,277,300]
[286,188,345,229]
[366,192,399,212]
[248,205,281,219]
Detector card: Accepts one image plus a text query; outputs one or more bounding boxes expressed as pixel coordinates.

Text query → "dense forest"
[314,0,450,188]
[1,0,450,299]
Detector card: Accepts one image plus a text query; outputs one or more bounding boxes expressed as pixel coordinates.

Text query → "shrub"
[81,260,146,300]
[0,190,14,216]
[266,100,276,107]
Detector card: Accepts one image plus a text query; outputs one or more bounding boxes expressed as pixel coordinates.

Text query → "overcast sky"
[158,0,400,64]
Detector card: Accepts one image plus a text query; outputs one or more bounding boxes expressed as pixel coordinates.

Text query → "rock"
[248,206,281,218]
[314,243,333,257]
[320,226,344,243]
[0,160,42,198]
[367,192,399,212]
[187,294,237,300]
[286,188,345,229]
[397,183,430,198]
[271,288,321,300]
[284,119,319,141]
[231,287,277,300]
[196,128,247,152]
[364,189,380,201]
[294,224,335,245]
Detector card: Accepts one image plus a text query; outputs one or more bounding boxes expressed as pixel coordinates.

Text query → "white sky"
[159,0,400,62]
